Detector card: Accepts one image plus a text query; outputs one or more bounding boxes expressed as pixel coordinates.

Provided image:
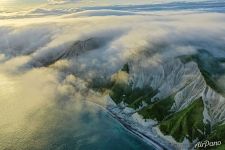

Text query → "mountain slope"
[106,49,225,149]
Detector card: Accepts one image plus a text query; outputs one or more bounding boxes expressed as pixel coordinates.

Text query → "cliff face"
[108,49,225,148]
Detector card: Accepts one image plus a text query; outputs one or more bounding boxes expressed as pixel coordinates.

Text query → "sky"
[0,0,224,18]
[0,0,158,12]
[0,0,212,12]
[0,0,152,9]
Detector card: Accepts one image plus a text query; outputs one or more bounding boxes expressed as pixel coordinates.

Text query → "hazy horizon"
[0,0,222,12]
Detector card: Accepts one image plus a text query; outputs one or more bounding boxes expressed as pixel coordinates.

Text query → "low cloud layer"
[0,6,225,149]
[48,0,82,4]
[1,12,225,79]
[1,0,225,19]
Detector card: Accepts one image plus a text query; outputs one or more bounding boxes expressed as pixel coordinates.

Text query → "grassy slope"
[109,63,158,106]
[109,82,131,104]
[109,82,157,106]
[138,95,174,121]
[110,62,225,148]
[206,124,225,150]
[159,98,206,142]
[128,88,158,109]
[177,50,225,147]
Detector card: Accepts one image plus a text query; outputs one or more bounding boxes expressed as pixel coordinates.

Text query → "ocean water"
[0,73,154,150]
[0,101,155,150]
[31,102,155,150]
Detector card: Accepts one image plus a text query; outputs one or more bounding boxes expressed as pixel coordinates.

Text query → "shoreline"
[107,109,167,150]
[86,100,174,150]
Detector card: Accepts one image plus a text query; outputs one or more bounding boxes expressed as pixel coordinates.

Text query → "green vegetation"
[138,95,174,121]
[109,63,157,106]
[128,89,158,109]
[159,98,206,142]
[89,64,129,93]
[109,82,157,106]
[179,49,225,95]
[179,54,196,64]
[206,124,225,150]
[108,59,225,149]
[88,77,114,92]
[199,69,223,94]
[109,82,131,104]
[121,63,129,73]
[109,62,225,148]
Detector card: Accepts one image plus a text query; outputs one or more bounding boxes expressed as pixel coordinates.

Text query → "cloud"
[48,0,67,4]
[48,0,82,5]
[1,0,225,19]
[2,12,225,76]
[1,8,225,149]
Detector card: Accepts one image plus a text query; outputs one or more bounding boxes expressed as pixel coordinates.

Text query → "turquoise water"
[0,67,155,150]
[34,102,155,150]
[36,102,155,150]
[0,97,155,150]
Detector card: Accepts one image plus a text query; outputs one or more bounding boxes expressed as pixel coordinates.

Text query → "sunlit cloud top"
[0,0,225,16]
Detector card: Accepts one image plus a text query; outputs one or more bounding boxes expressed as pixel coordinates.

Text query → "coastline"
[86,98,175,150]
[107,108,168,150]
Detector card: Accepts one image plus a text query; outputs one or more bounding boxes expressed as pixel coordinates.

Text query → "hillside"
[105,49,225,149]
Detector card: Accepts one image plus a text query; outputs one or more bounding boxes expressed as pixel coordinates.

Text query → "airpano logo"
[194,140,221,149]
